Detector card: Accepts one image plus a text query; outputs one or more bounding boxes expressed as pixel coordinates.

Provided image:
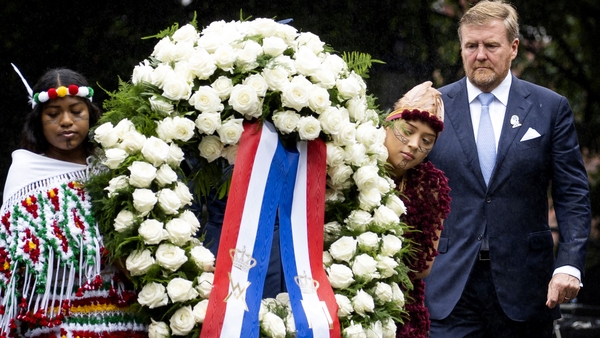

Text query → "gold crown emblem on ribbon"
[294,272,320,294]
[229,246,257,272]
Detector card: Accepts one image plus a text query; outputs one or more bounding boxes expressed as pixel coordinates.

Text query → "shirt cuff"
[553,266,583,287]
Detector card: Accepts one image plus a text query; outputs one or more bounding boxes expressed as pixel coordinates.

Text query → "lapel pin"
[510,115,522,128]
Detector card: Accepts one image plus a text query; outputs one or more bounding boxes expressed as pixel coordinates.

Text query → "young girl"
[383,81,451,337]
[0,68,147,337]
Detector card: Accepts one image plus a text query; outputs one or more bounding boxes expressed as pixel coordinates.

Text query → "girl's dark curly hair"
[20,68,101,156]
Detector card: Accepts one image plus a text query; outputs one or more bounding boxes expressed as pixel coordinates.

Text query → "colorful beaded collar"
[33,85,94,108]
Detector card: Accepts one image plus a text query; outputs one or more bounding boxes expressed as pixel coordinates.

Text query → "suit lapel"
[490,76,532,189]
[445,79,486,187]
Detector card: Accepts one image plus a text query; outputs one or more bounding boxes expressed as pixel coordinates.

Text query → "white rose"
[323,251,333,267]
[113,119,135,139]
[382,318,397,338]
[297,115,321,141]
[327,263,355,289]
[250,17,278,36]
[242,74,269,97]
[346,97,368,123]
[172,43,196,64]
[308,86,332,113]
[167,278,199,303]
[274,22,298,43]
[335,294,353,318]
[275,293,290,308]
[179,209,201,234]
[213,44,237,71]
[236,40,262,71]
[211,76,234,100]
[358,188,382,211]
[311,67,336,89]
[169,306,195,336]
[216,118,244,145]
[272,110,300,134]
[343,322,366,338]
[173,181,193,207]
[155,164,178,187]
[163,116,196,142]
[262,36,288,56]
[352,254,378,281]
[370,143,390,165]
[381,234,403,257]
[190,245,215,272]
[157,188,182,215]
[356,121,384,148]
[357,232,380,252]
[196,272,214,298]
[162,76,192,101]
[261,312,286,338]
[294,46,321,77]
[321,53,347,78]
[324,221,342,243]
[345,210,373,233]
[142,136,171,166]
[336,72,365,100]
[281,77,310,112]
[103,148,129,170]
[296,32,324,54]
[189,86,224,113]
[331,122,356,147]
[376,254,399,278]
[172,24,199,43]
[229,84,261,118]
[138,219,168,245]
[195,112,222,135]
[327,164,353,190]
[138,282,169,309]
[329,236,357,262]
[126,249,155,276]
[188,49,217,80]
[374,282,393,305]
[373,205,400,228]
[149,95,174,115]
[165,218,193,246]
[132,188,157,216]
[128,161,157,188]
[353,165,380,192]
[345,142,367,167]
[132,60,154,85]
[152,37,177,63]
[259,298,278,321]
[155,243,188,272]
[148,319,170,338]
[168,143,185,167]
[94,122,118,148]
[155,118,175,143]
[262,66,291,92]
[151,64,175,88]
[325,143,345,167]
[285,313,296,334]
[193,299,209,323]
[105,175,129,198]
[198,135,224,162]
[119,130,147,154]
[352,289,375,316]
[391,282,405,307]
[366,321,384,338]
[325,188,345,204]
[221,145,239,165]
[386,194,406,217]
[113,209,135,233]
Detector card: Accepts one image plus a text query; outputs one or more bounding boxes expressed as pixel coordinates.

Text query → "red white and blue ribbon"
[201,121,339,338]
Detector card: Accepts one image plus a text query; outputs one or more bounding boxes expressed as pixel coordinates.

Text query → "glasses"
[392,127,433,154]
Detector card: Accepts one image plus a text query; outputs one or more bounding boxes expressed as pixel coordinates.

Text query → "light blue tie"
[476,93,496,186]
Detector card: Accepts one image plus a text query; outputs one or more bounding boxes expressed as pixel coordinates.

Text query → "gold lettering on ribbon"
[224,272,251,311]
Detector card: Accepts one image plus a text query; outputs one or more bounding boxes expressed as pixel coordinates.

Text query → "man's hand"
[546,273,580,309]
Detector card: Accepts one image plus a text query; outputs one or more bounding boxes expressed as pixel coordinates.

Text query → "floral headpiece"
[11,63,94,109]
[385,81,444,134]
[33,85,94,107]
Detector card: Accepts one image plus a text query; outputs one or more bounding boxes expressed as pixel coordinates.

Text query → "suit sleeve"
[550,95,591,273]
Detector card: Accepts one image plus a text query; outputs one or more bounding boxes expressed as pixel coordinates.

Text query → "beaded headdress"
[11,63,94,108]
[385,81,444,134]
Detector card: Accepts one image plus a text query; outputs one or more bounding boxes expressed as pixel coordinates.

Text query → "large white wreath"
[87,15,412,338]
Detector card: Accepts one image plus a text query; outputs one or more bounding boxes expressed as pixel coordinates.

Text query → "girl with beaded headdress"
[383,81,451,337]
[0,66,147,337]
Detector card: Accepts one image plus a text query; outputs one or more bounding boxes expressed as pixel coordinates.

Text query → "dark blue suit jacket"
[424,76,591,321]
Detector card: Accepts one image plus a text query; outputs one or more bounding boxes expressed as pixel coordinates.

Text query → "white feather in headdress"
[389,81,444,123]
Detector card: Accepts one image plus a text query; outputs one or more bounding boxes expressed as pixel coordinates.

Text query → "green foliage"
[342,51,385,78]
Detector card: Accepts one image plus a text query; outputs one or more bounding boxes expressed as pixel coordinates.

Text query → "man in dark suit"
[424,1,591,337]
